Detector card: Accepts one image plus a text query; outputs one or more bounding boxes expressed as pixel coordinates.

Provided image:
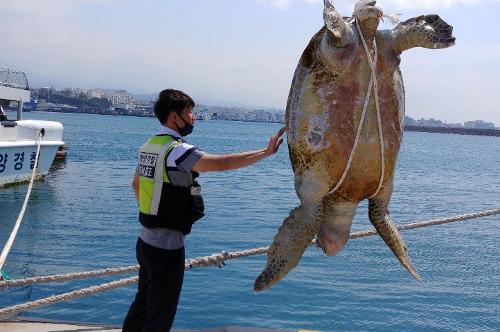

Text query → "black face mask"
[176,113,194,136]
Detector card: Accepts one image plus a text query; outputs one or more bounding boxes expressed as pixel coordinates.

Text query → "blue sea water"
[1,111,499,331]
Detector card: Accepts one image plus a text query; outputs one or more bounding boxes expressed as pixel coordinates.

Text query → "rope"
[0,276,138,318]
[0,130,44,275]
[326,19,385,197]
[0,265,139,290]
[0,208,498,318]
[355,18,385,198]
[349,208,500,238]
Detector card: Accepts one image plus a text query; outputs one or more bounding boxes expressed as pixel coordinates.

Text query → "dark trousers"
[123,238,185,332]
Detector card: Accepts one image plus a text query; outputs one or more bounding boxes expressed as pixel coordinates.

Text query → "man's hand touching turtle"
[266,127,286,156]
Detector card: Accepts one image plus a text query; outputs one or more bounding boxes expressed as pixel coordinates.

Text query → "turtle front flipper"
[368,198,422,281]
[254,204,321,292]
[392,15,455,54]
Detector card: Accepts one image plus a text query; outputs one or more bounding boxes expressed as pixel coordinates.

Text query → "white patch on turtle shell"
[306,112,331,151]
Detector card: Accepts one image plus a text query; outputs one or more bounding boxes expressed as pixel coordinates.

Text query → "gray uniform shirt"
[140,127,205,250]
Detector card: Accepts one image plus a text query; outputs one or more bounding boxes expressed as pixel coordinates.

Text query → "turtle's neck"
[357,17,379,42]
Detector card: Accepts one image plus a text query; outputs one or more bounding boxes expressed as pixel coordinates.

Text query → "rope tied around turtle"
[326,17,385,197]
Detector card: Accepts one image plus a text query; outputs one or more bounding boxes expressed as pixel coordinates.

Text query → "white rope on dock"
[350,207,500,238]
[0,265,139,290]
[0,207,498,317]
[0,276,139,318]
[0,131,43,274]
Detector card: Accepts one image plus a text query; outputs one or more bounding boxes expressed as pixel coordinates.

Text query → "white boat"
[0,66,64,186]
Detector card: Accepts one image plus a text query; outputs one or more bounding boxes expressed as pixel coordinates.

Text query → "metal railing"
[0,66,29,91]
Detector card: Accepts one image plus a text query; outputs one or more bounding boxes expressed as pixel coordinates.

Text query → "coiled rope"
[0,207,498,318]
[0,130,44,276]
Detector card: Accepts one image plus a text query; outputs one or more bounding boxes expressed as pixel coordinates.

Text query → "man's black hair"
[154,89,195,124]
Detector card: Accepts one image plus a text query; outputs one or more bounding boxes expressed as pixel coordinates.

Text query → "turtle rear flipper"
[368,201,422,281]
[254,205,321,292]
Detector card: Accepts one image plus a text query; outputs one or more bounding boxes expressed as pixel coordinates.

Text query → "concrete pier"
[0,319,298,332]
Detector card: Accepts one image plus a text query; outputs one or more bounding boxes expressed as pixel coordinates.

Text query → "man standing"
[123,89,285,331]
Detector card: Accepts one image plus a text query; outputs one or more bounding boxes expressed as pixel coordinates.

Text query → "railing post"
[17,99,23,121]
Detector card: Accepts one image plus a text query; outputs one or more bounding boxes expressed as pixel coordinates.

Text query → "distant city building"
[416,118,443,127]
[405,116,465,128]
[193,105,211,120]
[37,86,55,99]
[443,122,464,128]
[59,88,75,97]
[106,89,134,109]
[29,85,498,129]
[88,90,104,99]
[464,120,495,129]
[404,116,416,126]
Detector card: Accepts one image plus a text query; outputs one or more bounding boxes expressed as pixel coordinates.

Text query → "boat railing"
[0,67,29,91]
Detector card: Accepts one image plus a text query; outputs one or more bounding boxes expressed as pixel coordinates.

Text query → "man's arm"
[193,127,286,173]
[132,169,139,202]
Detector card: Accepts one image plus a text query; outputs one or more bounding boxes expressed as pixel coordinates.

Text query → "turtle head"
[353,0,383,28]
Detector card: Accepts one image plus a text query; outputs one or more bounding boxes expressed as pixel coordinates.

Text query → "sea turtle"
[254,0,455,291]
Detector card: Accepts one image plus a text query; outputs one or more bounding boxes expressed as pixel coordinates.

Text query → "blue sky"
[0,0,499,125]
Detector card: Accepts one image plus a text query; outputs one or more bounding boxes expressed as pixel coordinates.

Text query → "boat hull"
[0,120,64,186]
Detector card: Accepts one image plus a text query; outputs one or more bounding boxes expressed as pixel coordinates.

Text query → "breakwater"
[405,125,500,137]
